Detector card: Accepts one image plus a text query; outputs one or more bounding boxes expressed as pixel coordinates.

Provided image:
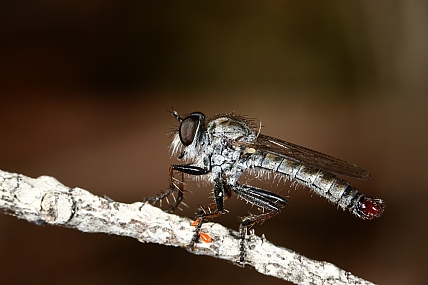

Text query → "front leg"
[144,162,210,212]
[167,163,210,212]
[172,164,210,175]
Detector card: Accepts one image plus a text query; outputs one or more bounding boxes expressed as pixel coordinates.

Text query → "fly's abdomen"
[251,152,384,219]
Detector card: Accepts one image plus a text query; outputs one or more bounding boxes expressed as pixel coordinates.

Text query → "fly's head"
[170,111,206,161]
[170,111,259,162]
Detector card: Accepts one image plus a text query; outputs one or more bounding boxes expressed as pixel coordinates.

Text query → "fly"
[145,110,385,263]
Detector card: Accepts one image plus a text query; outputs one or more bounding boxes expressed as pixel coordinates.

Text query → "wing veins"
[241,134,371,180]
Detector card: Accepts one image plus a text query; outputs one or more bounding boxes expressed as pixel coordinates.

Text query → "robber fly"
[146,110,385,263]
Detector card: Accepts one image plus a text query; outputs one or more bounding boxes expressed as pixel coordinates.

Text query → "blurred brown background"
[1,2,427,285]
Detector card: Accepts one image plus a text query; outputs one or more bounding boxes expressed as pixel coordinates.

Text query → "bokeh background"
[1,2,427,285]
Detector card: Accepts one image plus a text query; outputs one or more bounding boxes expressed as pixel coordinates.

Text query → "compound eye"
[179,115,200,146]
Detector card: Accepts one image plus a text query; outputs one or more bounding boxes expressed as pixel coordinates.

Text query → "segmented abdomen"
[250,152,361,211]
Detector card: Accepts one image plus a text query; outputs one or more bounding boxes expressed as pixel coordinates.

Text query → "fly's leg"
[145,161,219,248]
[189,178,231,249]
[165,166,185,212]
[143,166,186,212]
[189,204,220,248]
[144,162,210,212]
[232,184,288,263]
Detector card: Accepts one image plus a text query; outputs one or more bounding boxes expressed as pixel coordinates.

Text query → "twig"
[0,169,375,285]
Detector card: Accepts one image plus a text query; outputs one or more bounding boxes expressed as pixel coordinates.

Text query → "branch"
[0,169,375,285]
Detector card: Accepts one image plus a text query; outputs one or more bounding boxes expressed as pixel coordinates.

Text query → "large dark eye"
[179,113,205,146]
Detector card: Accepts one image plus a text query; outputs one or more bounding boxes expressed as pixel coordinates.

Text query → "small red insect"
[191,218,201,227]
[191,218,212,243]
[199,232,212,243]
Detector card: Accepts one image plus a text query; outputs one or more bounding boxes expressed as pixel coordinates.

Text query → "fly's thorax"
[205,138,253,185]
[207,117,255,141]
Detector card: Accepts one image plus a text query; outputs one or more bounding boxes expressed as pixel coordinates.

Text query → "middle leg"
[189,177,232,249]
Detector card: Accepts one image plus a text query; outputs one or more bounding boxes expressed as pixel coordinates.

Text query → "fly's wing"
[243,134,371,179]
